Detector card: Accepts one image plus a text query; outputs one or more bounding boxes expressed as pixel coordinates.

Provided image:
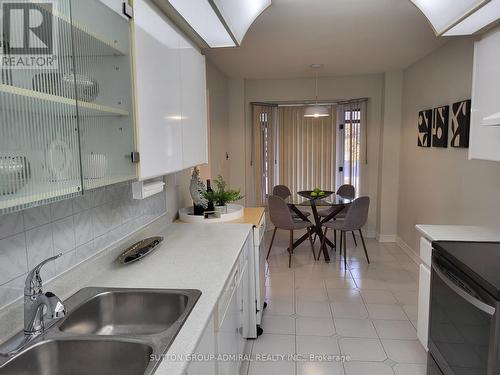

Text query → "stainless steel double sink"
[0,287,201,375]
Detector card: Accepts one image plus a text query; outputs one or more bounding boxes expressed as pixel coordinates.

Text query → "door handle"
[432,262,495,316]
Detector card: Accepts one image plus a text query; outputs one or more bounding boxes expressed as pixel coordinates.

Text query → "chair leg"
[266,227,277,260]
[352,231,358,246]
[318,229,328,261]
[339,231,343,255]
[343,231,347,270]
[306,227,316,260]
[334,230,337,253]
[359,229,370,264]
[288,230,293,268]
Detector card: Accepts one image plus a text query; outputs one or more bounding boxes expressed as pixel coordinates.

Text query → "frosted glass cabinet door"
[0,0,83,214]
[70,0,137,190]
[180,37,208,169]
[133,0,183,179]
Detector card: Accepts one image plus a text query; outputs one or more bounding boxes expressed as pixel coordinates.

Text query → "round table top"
[295,192,353,206]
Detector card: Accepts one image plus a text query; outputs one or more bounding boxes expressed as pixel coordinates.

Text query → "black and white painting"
[432,105,449,148]
[450,100,471,148]
[417,109,432,147]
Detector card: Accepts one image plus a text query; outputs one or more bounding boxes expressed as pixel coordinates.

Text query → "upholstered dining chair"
[267,195,316,268]
[316,184,356,247]
[273,185,311,219]
[319,196,370,270]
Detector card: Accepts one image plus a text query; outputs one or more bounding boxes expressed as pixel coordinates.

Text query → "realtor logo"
[1,0,58,69]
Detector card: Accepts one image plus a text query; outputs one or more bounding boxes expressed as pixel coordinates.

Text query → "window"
[343,108,361,193]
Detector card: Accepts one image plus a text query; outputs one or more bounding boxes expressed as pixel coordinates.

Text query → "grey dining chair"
[316,184,357,246]
[320,196,370,270]
[273,185,311,219]
[267,195,317,268]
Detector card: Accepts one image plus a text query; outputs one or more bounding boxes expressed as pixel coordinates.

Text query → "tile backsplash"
[0,181,167,310]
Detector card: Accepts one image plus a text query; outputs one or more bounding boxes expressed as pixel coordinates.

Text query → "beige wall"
[398,37,500,253]
[377,71,403,241]
[235,74,385,236]
[205,60,230,181]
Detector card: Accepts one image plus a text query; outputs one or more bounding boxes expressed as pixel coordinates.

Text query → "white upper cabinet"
[180,37,209,169]
[469,26,500,162]
[132,0,208,180]
[133,0,183,179]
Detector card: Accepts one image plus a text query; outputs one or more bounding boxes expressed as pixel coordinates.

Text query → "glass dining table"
[288,191,353,262]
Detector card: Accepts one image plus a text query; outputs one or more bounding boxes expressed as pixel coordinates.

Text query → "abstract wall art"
[450,99,471,148]
[432,105,449,148]
[417,109,432,147]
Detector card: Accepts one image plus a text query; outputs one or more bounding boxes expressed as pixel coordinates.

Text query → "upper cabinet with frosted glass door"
[0,0,136,214]
[0,0,82,214]
[70,0,136,190]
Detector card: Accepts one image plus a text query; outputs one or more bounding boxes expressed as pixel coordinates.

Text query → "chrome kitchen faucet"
[0,254,66,356]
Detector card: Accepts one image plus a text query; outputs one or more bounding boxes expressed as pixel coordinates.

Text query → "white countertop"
[91,222,251,375]
[0,218,253,375]
[416,225,500,242]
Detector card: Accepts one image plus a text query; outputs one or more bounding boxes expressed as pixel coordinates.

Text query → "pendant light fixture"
[304,65,330,118]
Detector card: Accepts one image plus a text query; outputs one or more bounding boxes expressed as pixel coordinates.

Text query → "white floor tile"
[331,302,368,319]
[381,339,427,364]
[334,318,378,338]
[248,360,296,375]
[295,287,329,302]
[403,305,418,321]
[262,315,296,335]
[325,277,357,290]
[392,291,418,305]
[354,278,389,290]
[339,337,387,361]
[296,301,332,317]
[374,320,417,339]
[297,360,345,375]
[327,289,363,303]
[344,361,394,375]
[361,290,398,304]
[393,363,427,375]
[296,335,341,356]
[366,304,408,320]
[252,334,295,356]
[296,316,336,336]
[265,298,295,316]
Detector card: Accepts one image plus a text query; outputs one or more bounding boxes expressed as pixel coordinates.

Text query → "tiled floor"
[241,228,427,375]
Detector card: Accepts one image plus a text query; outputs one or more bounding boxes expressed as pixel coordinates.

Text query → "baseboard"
[377,234,397,243]
[396,236,421,265]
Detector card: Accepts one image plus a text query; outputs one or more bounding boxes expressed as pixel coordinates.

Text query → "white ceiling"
[204,0,448,79]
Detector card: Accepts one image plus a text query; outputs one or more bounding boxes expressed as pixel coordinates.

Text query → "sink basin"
[59,290,190,335]
[0,339,152,375]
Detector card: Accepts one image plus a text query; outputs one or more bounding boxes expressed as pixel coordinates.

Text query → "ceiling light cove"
[167,0,272,48]
[409,0,500,35]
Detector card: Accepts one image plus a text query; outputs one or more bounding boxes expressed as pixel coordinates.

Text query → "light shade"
[304,106,330,118]
[410,0,491,35]
[167,0,271,47]
[444,0,500,35]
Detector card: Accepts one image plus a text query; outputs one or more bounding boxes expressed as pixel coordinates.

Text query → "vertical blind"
[278,106,336,202]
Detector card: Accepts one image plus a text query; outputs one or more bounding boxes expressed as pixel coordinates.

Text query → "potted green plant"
[203,175,243,213]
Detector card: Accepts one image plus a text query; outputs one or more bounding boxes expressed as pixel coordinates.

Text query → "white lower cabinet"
[417,237,432,351]
[187,233,251,375]
[186,317,216,375]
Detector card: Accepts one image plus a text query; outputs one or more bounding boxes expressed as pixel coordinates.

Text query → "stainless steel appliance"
[429,241,500,375]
